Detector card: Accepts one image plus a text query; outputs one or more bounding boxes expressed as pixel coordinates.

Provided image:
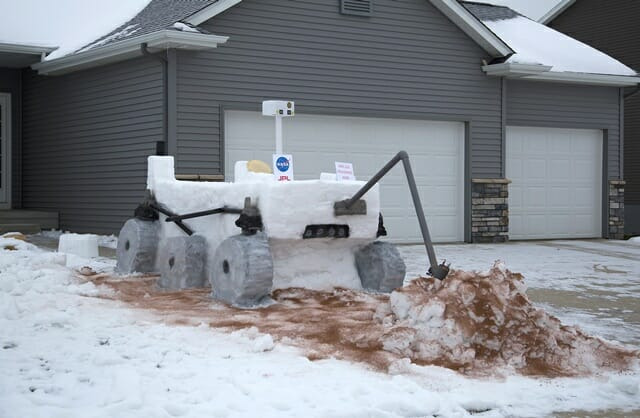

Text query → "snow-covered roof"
[80,0,215,54]
[463,2,638,78]
[0,0,153,61]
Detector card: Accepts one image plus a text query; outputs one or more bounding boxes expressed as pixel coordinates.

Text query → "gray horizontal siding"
[625,94,640,203]
[550,0,640,204]
[176,0,502,177]
[506,80,622,179]
[21,57,163,233]
[0,68,21,208]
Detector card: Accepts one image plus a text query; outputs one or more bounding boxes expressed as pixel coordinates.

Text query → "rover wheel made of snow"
[210,233,274,307]
[355,241,406,293]
[116,218,159,274]
[157,235,208,290]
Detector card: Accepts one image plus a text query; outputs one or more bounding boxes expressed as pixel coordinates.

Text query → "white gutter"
[429,0,513,58]
[482,62,552,77]
[185,0,242,26]
[32,30,229,76]
[538,0,576,25]
[482,63,640,87]
[0,42,58,56]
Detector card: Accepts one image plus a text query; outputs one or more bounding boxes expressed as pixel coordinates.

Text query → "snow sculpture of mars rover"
[116,102,449,307]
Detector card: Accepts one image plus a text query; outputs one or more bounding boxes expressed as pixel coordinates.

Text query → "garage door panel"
[225,111,464,243]
[549,187,570,206]
[507,126,602,240]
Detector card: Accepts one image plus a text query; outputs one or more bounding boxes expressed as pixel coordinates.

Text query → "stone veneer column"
[471,179,511,243]
[608,180,625,240]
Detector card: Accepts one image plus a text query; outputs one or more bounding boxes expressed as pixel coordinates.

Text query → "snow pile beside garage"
[0,0,151,60]
[383,262,638,376]
[466,3,637,76]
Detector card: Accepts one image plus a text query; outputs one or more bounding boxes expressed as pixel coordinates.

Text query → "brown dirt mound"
[80,263,639,377]
[385,263,638,376]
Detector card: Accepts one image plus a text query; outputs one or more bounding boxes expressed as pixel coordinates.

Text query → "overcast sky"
[482,0,564,20]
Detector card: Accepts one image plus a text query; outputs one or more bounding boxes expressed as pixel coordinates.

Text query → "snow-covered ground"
[1,235,639,417]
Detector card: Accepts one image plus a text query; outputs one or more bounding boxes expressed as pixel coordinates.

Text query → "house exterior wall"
[174,0,502,178]
[0,67,22,208]
[21,57,163,233]
[550,0,640,234]
[506,80,623,180]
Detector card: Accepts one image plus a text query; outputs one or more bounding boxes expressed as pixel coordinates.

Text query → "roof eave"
[0,42,58,56]
[185,0,242,26]
[429,0,513,58]
[31,30,229,76]
[482,62,553,77]
[538,0,576,25]
[483,63,640,87]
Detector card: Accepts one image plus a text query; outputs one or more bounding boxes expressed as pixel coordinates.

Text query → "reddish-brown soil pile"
[80,263,638,377]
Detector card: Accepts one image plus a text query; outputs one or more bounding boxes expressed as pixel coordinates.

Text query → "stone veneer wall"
[471,179,510,243]
[609,180,625,240]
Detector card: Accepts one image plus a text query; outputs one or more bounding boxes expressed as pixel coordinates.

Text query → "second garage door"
[224,111,465,243]
[506,126,603,240]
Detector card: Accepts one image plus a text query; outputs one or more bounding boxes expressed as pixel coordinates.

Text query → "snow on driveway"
[1,236,639,417]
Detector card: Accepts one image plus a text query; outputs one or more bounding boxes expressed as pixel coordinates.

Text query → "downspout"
[141,43,168,155]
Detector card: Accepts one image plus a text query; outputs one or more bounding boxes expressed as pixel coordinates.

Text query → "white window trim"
[0,92,12,209]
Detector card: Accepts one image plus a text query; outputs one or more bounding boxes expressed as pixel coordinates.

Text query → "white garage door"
[224,111,465,243]
[506,126,602,240]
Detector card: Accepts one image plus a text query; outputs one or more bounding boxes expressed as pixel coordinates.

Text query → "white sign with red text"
[335,162,355,181]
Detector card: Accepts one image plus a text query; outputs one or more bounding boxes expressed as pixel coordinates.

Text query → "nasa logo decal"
[276,156,290,172]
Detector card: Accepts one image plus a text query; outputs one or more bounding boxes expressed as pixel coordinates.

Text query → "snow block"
[58,233,99,258]
[210,233,274,307]
[355,241,406,293]
[116,218,159,274]
[157,235,208,290]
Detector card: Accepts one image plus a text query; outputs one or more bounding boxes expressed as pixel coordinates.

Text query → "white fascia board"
[185,0,242,26]
[539,0,576,25]
[0,42,57,55]
[482,62,553,77]
[429,0,513,58]
[32,30,228,75]
[525,71,640,87]
[483,63,640,86]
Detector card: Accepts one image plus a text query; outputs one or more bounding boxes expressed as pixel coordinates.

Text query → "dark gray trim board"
[167,49,178,157]
[464,122,472,243]
[602,130,609,238]
[0,67,22,209]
